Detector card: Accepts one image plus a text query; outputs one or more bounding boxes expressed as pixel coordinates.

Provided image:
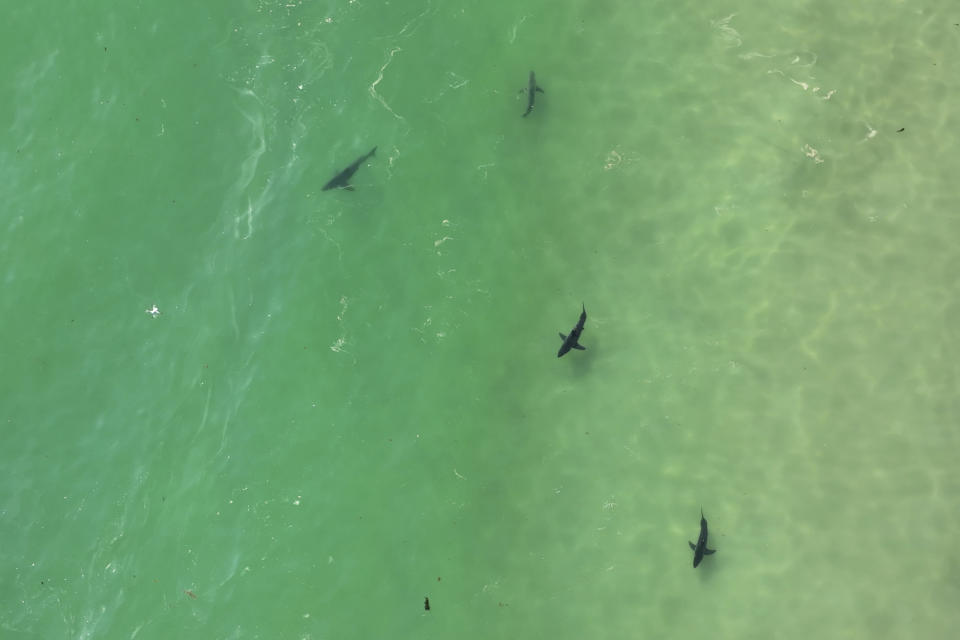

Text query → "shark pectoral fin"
[573,344,586,350]
[689,541,696,551]
[704,548,716,555]
[535,86,544,93]
[559,332,567,341]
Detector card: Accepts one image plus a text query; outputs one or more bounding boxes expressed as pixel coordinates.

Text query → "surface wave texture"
[1,1,959,638]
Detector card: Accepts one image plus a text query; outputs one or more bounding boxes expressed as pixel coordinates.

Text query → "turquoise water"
[2,1,959,638]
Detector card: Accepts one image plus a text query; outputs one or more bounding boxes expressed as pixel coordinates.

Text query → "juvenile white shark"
[688,508,717,568]
[557,304,587,358]
[322,146,376,191]
[522,71,544,117]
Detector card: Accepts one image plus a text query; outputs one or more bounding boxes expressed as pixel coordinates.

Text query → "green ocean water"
[2,0,959,638]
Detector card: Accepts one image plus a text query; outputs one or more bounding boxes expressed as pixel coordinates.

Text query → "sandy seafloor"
[1,1,959,638]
